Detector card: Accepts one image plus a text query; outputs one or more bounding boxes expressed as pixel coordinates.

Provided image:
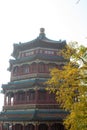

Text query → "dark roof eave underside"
[2,78,47,89]
[10,54,66,64]
[0,109,68,121]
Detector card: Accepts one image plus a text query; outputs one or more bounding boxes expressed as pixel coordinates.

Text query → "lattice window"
[27,91,35,101]
[39,63,45,73]
[38,91,46,100]
[31,63,37,73]
[13,66,19,75]
[21,64,29,74]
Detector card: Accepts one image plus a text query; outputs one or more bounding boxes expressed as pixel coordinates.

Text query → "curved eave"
[12,38,37,58]
[12,37,66,59]
[10,54,66,65]
[0,109,68,122]
[2,78,47,90]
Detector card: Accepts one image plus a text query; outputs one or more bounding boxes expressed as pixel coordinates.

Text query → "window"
[49,93,55,100]
[17,92,25,101]
[22,64,29,74]
[21,53,25,57]
[21,93,25,101]
[13,66,19,75]
[29,92,35,100]
[25,51,34,56]
[36,50,38,54]
[44,50,48,54]
[27,91,35,101]
[31,63,37,73]
[38,90,46,100]
[45,64,49,72]
[44,50,54,55]
[39,63,45,72]
[39,49,43,53]
[48,51,54,55]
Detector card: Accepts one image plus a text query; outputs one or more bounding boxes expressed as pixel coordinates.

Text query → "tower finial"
[39,28,45,39]
[40,28,45,33]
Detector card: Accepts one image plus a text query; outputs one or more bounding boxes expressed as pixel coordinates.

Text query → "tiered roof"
[2,78,47,93]
[12,28,66,58]
[0,28,67,123]
[0,109,68,121]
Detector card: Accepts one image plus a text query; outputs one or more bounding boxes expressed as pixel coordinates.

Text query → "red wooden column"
[23,123,25,130]
[14,93,18,105]
[35,89,38,103]
[35,123,38,130]
[48,123,51,130]
[13,93,16,105]
[45,64,49,73]
[25,91,27,104]
[8,95,11,105]
[4,94,6,106]
[12,125,15,130]
[36,63,38,73]
[0,123,3,130]
[47,91,49,103]
[36,63,39,73]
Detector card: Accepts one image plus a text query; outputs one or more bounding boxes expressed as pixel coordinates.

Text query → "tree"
[46,42,87,130]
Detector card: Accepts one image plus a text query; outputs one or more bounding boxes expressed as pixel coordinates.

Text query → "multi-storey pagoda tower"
[0,28,67,130]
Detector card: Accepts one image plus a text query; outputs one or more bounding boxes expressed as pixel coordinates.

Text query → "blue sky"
[0,0,87,110]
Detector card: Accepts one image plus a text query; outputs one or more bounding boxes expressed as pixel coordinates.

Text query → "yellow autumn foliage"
[46,42,87,130]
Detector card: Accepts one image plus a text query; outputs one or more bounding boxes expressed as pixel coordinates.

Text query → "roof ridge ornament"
[40,28,45,33]
[39,28,45,39]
